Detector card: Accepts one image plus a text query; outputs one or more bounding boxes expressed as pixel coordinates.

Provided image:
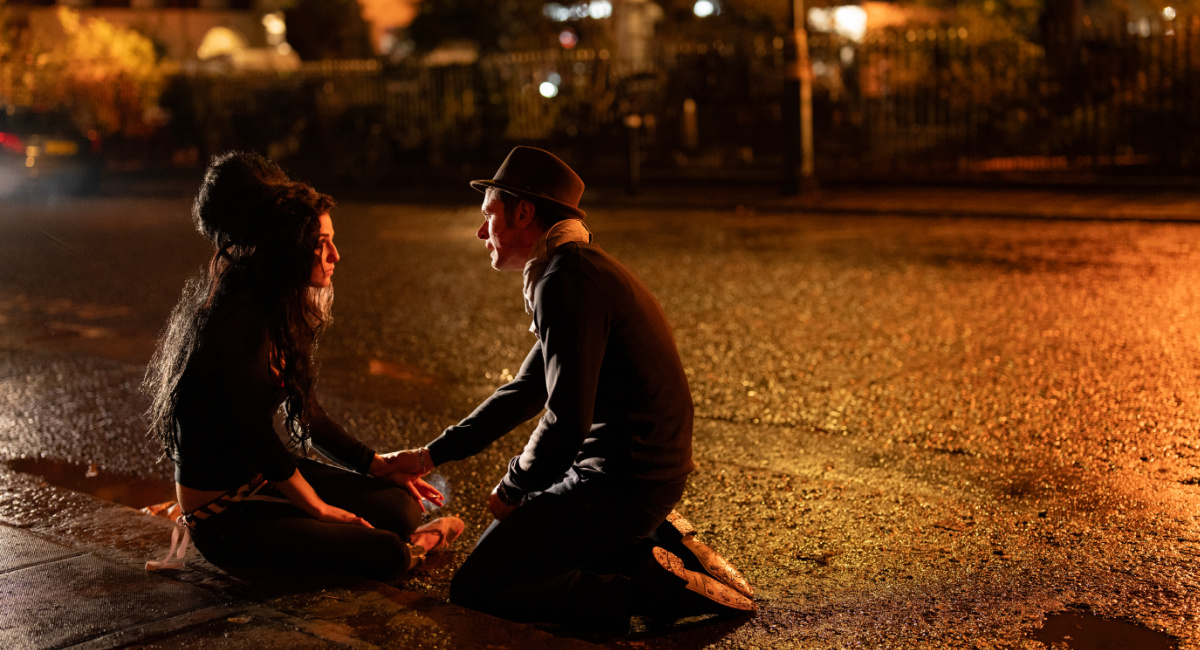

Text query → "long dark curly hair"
[143,151,336,459]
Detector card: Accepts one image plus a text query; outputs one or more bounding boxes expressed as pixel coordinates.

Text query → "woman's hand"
[371,449,430,478]
[378,472,444,512]
[315,504,374,528]
[370,451,443,511]
[274,468,373,527]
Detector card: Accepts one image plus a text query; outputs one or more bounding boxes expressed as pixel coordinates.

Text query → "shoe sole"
[668,512,754,598]
[653,547,755,612]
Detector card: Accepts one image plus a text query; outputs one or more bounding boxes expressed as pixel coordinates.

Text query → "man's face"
[477,190,536,271]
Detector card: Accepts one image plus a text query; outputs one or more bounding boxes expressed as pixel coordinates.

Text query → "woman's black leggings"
[190,458,423,580]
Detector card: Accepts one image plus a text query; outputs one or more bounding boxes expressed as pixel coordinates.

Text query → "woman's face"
[310,213,339,288]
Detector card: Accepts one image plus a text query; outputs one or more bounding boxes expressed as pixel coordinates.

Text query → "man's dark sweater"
[426,241,695,499]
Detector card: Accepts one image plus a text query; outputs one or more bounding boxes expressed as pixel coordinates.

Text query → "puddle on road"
[367,358,442,384]
[1032,611,1178,649]
[3,456,174,510]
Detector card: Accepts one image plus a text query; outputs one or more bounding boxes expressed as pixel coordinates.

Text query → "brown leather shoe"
[666,511,754,598]
[652,547,755,612]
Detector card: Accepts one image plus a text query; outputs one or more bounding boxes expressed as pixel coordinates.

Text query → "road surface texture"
[0,191,1196,648]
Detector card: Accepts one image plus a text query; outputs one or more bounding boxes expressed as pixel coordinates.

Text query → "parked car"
[0,107,103,196]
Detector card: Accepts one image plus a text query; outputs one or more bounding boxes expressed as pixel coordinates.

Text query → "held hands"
[372,448,430,477]
[371,450,445,512]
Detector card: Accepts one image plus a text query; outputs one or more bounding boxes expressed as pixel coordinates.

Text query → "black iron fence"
[152,18,1200,183]
[808,19,1200,177]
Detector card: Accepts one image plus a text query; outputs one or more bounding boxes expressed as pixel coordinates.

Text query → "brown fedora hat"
[470,147,586,219]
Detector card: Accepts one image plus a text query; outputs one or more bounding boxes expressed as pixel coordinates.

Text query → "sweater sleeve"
[500,266,608,496]
[309,401,376,474]
[217,304,298,483]
[425,343,548,466]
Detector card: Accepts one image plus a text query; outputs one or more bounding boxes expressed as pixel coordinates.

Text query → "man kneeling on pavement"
[384,147,753,630]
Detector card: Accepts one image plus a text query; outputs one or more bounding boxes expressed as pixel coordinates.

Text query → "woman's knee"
[356,531,412,581]
[397,493,423,531]
[386,491,423,535]
[356,485,423,535]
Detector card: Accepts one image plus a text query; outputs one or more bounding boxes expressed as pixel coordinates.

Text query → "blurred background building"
[16,0,297,70]
[1,0,1197,189]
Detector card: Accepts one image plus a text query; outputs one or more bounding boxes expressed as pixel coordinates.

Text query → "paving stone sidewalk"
[0,465,601,649]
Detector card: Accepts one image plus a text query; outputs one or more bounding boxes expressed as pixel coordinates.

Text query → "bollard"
[682,99,699,151]
[624,113,642,195]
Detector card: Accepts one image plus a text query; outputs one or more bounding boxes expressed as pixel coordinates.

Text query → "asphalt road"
[0,193,1196,648]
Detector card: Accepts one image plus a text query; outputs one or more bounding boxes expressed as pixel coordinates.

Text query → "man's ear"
[514,199,537,228]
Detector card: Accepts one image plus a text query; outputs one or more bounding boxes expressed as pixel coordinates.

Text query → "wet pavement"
[1,185,1197,648]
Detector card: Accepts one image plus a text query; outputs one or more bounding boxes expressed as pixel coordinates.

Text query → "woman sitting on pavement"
[143,151,461,578]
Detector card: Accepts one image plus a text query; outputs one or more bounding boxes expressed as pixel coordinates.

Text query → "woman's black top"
[172,293,375,491]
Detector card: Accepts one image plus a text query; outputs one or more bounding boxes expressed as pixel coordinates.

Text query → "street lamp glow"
[589,1,612,19]
[833,6,867,42]
[543,3,570,21]
[807,7,832,32]
[693,0,715,18]
[262,12,286,36]
[197,26,245,60]
[1163,6,1177,20]
[539,82,559,98]
[262,11,287,48]
[808,6,868,43]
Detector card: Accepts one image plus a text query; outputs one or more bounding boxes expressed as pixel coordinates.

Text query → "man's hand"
[371,449,429,477]
[488,483,520,521]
